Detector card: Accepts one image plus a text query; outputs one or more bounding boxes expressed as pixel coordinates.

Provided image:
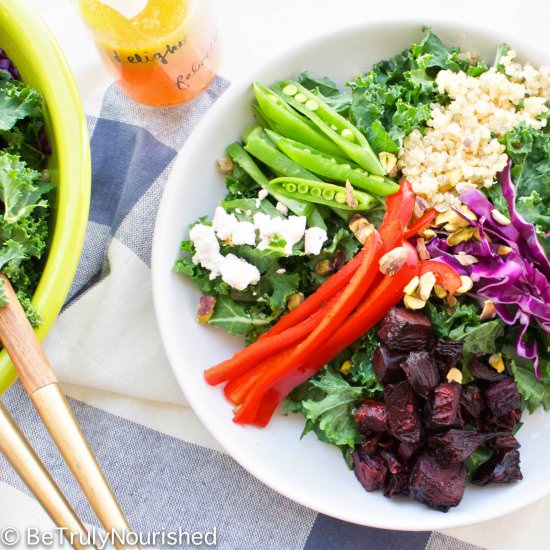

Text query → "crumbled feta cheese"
[219,254,260,291]
[304,227,328,255]
[212,206,256,245]
[276,202,289,215]
[398,58,550,211]
[189,224,222,279]
[190,223,259,289]
[254,213,307,254]
[276,268,286,274]
[256,188,269,207]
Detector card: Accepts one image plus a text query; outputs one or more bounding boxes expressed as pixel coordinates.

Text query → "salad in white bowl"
[153,24,550,525]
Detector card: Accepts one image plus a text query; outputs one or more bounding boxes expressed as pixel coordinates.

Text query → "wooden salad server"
[0,402,95,549]
[0,274,138,550]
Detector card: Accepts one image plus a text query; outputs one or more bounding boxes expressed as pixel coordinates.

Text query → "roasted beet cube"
[373,344,407,384]
[485,377,521,431]
[425,383,462,430]
[353,450,387,492]
[378,307,433,352]
[472,449,523,486]
[379,448,403,475]
[358,433,381,455]
[401,351,440,399]
[410,452,467,512]
[384,468,411,498]
[429,429,486,463]
[384,381,422,444]
[355,401,388,433]
[435,339,464,366]
[460,384,485,425]
[491,434,520,452]
[468,355,506,382]
[397,440,423,462]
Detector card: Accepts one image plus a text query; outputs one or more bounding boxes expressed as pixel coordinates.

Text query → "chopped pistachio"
[378,152,397,177]
[455,275,473,295]
[287,292,305,311]
[480,300,497,321]
[434,284,448,299]
[197,295,216,324]
[455,252,478,266]
[404,294,426,310]
[418,271,437,301]
[403,275,420,296]
[314,259,333,276]
[491,209,512,226]
[446,227,475,246]
[498,245,513,255]
[216,156,234,175]
[446,367,463,384]
[488,353,506,373]
[379,247,407,276]
[340,360,352,375]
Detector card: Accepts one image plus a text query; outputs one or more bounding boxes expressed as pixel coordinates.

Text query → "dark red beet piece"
[425,383,462,430]
[359,433,381,455]
[485,377,521,431]
[468,355,507,382]
[384,467,411,498]
[353,451,387,492]
[378,307,433,352]
[472,449,522,486]
[355,401,388,433]
[460,384,485,425]
[434,339,464,376]
[428,429,487,463]
[384,381,422,444]
[397,440,423,462]
[410,452,467,512]
[372,344,407,384]
[491,434,520,452]
[401,351,440,399]
[379,448,403,475]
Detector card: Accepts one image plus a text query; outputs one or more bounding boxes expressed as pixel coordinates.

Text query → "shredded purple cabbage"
[425,166,550,377]
[0,49,19,80]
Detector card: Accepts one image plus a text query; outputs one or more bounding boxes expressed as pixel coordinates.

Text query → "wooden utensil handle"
[0,274,56,394]
[0,403,96,550]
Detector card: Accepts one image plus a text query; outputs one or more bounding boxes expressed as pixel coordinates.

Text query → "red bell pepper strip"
[234,241,420,425]
[259,249,366,339]
[204,293,340,386]
[419,259,462,294]
[378,179,415,237]
[404,208,437,239]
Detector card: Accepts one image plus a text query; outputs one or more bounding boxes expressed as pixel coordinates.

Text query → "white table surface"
[2,1,549,548]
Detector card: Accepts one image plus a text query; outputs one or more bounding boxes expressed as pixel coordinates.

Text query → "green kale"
[348,28,487,151]
[286,367,369,449]
[297,71,351,115]
[501,118,550,255]
[466,445,494,481]
[511,361,550,413]
[207,295,278,338]
[0,79,43,131]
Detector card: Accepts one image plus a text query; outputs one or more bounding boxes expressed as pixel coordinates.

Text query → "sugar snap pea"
[226,142,312,218]
[274,81,385,176]
[270,177,376,211]
[253,83,342,157]
[265,130,399,196]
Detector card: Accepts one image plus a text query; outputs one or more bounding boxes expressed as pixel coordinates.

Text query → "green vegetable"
[348,28,487,150]
[270,176,376,211]
[286,367,365,448]
[253,82,342,157]
[510,360,550,413]
[297,71,352,115]
[0,72,51,324]
[267,130,399,196]
[275,80,385,176]
[500,118,550,256]
[226,141,313,219]
[466,446,494,481]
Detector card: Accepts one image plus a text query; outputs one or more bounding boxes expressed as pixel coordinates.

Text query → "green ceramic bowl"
[0,0,91,394]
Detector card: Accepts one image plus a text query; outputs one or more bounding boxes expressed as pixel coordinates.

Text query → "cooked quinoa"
[398,50,550,212]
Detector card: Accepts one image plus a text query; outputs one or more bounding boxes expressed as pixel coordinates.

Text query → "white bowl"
[152,20,550,530]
